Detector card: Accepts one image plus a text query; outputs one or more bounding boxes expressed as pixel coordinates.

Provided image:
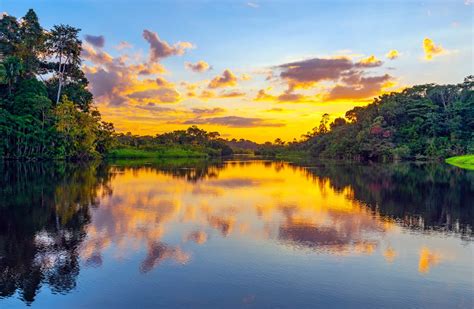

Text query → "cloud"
[136,102,178,113]
[208,69,238,88]
[423,38,445,60]
[326,73,393,101]
[278,57,354,88]
[143,29,194,62]
[127,88,181,103]
[386,49,399,60]
[191,107,226,115]
[356,55,383,68]
[196,89,245,99]
[83,43,181,106]
[84,34,105,48]
[155,76,171,87]
[115,41,132,50]
[219,91,246,98]
[277,56,384,90]
[183,116,285,128]
[198,90,216,99]
[130,62,166,75]
[262,54,393,103]
[185,60,211,72]
[82,44,113,64]
[247,2,259,8]
[255,89,309,103]
[266,108,286,112]
[241,73,252,81]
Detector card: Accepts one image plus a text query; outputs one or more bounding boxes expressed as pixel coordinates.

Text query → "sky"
[2,0,473,142]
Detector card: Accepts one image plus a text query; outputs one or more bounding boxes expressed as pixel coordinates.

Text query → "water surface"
[1,159,473,308]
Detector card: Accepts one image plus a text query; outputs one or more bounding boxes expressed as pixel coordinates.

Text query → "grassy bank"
[107,147,208,159]
[445,155,474,170]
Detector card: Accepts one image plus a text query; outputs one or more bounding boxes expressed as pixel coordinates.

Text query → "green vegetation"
[269,77,473,162]
[446,155,474,170]
[0,9,114,160]
[111,126,233,158]
[108,146,207,159]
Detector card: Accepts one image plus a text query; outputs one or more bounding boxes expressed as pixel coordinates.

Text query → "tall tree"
[45,25,82,104]
[18,9,45,76]
[0,15,20,56]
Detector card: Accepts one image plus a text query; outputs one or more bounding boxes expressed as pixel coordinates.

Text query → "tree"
[46,25,82,104]
[54,97,99,159]
[18,9,45,76]
[0,15,21,56]
[2,56,23,94]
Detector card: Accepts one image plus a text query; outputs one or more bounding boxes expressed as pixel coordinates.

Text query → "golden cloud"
[208,69,238,88]
[185,60,211,72]
[423,38,445,60]
[357,55,383,67]
[386,49,399,60]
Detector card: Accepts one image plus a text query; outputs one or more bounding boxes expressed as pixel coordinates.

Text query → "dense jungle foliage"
[112,126,234,157]
[292,77,474,161]
[0,9,114,160]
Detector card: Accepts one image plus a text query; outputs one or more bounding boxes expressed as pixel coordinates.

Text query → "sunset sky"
[4,0,473,142]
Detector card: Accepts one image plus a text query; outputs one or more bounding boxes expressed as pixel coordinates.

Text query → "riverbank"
[107,147,208,159]
[445,155,474,170]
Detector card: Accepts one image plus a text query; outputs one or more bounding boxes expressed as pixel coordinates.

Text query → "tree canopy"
[298,77,474,161]
[0,9,114,160]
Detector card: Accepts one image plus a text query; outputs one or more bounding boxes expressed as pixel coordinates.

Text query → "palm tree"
[2,56,23,95]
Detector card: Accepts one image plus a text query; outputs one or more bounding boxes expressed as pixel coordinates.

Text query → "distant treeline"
[113,126,233,157]
[276,77,473,161]
[0,9,114,160]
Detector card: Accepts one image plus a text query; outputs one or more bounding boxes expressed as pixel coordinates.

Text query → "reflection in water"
[0,162,111,304]
[418,247,442,274]
[0,159,472,306]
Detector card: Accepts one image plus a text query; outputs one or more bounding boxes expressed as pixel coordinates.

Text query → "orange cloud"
[182,116,285,128]
[386,49,399,60]
[326,74,394,101]
[357,55,383,67]
[191,107,226,115]
[254,89,309,103]
[127,88,181,103]
[208,69,238,88]
[185,60,211,72]
[82,44,113,64]
[194,88,245,100]
[241,73,252,81]
[129,62,166,75]
[219,91,246,98]
[423,38,445,60]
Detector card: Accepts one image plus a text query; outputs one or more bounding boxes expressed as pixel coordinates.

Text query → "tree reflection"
[299,162,474,237]
[108,158,226,182]
[0,162,111,304]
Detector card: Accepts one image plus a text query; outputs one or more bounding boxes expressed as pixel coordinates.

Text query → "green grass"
[107,147,208,159]
[445,155,474,170]
[274,150,310,161]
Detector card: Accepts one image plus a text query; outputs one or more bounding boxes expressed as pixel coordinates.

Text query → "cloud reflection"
[76,161,470,276]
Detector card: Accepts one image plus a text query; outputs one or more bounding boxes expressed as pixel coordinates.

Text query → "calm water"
[0,159,473,308]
